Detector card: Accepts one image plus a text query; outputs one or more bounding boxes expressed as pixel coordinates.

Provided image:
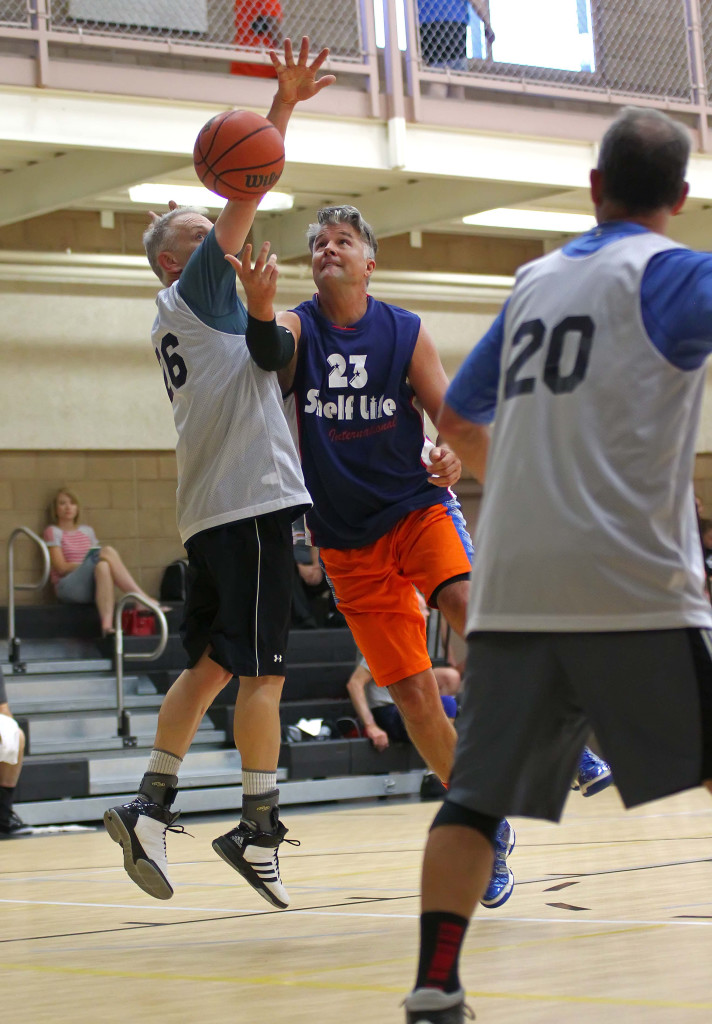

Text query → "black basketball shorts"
[181,508,297,678]
[447,628,712,821]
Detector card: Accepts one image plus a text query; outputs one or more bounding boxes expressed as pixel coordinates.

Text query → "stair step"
[3,658,113,675]
[6,673,159,713]
[26,731,227,756]
[15,772,424,825]
[88,749,288,793]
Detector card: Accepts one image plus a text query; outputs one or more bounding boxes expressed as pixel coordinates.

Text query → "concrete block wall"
[1,450,183,605]
[2,450,711,610]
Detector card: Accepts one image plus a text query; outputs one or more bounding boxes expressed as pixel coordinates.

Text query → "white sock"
[241,770,277,796]
[147,749,183,777]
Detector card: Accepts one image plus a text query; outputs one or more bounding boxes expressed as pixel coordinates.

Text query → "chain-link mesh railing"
[415,0,694,104]
[0,0,30,27]
[3,0,711,111]
[698,0,712,103]
[46,0,366,63]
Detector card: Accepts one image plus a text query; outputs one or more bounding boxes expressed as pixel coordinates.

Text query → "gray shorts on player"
[448,628,712,822]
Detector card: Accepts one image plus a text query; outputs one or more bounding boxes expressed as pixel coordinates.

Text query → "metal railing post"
[112,593,168,748]
[358,0,382,119]
[684,0,710,150]
[6,527,50,672]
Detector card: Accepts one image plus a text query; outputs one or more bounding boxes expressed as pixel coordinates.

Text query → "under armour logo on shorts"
[273,654,283,663]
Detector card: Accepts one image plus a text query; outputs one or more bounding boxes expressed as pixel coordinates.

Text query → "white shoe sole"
[579,769,612,796]
[104,808,173,900]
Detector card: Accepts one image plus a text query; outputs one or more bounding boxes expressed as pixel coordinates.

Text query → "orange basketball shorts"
[319,501,472,688]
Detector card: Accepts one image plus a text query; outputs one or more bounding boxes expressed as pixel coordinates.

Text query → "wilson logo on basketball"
[245,172,280,190]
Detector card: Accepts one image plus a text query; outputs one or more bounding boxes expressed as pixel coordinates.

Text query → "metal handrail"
[112,592,168,747]
[7,527,51,670]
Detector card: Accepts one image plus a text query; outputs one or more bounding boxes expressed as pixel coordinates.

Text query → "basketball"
[193,109,285,201]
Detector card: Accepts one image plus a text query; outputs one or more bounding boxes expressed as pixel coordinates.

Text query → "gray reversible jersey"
[465,230,712,632]
[153,284,311,544]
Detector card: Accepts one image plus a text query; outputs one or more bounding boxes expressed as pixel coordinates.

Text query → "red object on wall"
[230,0,282,78]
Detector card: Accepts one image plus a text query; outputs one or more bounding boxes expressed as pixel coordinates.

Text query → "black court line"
[1,836,710,879]
[532,855,712,887]
[546,902,590,911]
[5,853,712,947]
[0,893,419,945]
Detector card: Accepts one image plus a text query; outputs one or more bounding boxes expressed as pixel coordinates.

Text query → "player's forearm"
[437,407,490,483]
[346,682,377,729]
[266,96,296,139]
[246,315,296,371]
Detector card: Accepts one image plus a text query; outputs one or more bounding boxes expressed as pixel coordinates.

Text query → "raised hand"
[225,241,279,320]
[269,36,336,105]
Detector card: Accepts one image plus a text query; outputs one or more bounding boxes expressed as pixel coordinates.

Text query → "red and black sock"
[415,911,469,993]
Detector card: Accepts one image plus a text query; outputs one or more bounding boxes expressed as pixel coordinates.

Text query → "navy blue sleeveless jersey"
[290,294,447,549]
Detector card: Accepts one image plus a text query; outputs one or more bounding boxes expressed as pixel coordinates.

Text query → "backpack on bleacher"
[160,559,189,602]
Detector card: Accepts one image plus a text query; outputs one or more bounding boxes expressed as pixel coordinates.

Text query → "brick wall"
[3,449,711,609]
[1,451,183,606]
[695,454,712,521]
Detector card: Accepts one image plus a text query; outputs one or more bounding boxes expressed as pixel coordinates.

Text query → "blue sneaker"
[480,818,515,909]
[576,747,612,797]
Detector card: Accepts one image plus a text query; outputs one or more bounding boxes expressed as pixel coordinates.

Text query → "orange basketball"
[193,109,285,201]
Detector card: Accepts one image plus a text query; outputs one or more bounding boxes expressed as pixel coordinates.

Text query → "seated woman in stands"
[44,488,163,637]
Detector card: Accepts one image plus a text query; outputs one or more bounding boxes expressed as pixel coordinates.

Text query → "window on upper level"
[487,0,595,71]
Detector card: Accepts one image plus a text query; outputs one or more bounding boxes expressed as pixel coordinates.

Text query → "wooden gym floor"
[2,784,712,1023]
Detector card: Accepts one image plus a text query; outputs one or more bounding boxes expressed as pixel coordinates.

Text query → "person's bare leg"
[421,824,493,915]
[435,579,469,639]
[98,546,155,604]
[233,675,285,770]
[212,675,292,909]
[389,669,457,782]
[406,823,494,1014]
[104,649,232,900]
[94,559,115,633]
[152,648,232,758]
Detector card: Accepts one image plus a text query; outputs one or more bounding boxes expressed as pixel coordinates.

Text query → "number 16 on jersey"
[155,333,188,402]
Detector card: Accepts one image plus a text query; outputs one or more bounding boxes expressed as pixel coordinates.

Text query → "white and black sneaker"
[212,820,298,909]
[404,987,475,1023]
[0,811,33,838]
[104,797,181,900]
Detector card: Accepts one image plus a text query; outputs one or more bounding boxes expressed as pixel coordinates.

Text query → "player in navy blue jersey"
[403,106,712,1023]
[227,205,516,911]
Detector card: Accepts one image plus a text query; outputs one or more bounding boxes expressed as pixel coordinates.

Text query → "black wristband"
[245,314,295,371]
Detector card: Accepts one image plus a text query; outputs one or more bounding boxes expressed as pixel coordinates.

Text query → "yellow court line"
[3,961,712,1011]
[463,921,667,958]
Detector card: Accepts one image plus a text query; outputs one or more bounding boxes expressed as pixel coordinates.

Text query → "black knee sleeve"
[430,799,500,848]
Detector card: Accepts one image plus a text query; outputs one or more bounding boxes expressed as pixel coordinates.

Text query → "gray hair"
[306,205,378,259]
[142,205,208,284]
[597,106,691,214]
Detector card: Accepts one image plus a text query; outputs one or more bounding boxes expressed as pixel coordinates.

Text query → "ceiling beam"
[0,150,190,227]
[253,177,565,259]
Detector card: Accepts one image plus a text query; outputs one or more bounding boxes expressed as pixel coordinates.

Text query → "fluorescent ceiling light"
[463,208,596,233]
[128,183,293,212]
